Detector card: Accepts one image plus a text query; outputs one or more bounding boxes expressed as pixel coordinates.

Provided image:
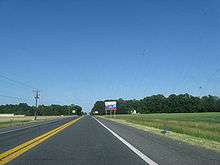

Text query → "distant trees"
[91,94,220,115]
[0,103,34,115]
[72,105,83,115]
[91,101,105,115]
[0,103,83,116]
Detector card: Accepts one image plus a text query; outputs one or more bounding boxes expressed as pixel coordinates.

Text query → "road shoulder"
[97,116,220,165]
[99,116,220,153]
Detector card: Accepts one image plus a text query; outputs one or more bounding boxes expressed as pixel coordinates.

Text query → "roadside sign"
[105,101,117,111]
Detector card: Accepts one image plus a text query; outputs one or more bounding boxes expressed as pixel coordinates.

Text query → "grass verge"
[0,116,63,128]
[99,112,220,153]
[0,120,31,128]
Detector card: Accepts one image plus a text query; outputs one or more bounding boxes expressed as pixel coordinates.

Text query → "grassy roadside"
[99,112,220,153]
[0,116,63,128]
[0,120,31,128]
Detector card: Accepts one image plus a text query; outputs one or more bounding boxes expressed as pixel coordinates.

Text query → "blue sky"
[0,0,220,111]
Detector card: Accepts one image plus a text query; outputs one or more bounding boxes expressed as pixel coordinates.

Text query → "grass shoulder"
[98,112,220,153]
[0,116,64,129]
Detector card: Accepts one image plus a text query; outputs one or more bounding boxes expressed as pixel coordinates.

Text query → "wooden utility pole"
[33,90,40,120]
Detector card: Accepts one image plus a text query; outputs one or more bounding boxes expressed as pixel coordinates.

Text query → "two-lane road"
[0,115,219,165]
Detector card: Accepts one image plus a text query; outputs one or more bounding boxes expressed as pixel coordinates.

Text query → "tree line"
[0,103,83,116]
[91,94,220,115]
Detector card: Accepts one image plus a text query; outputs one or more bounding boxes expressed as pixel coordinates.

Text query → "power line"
[0,94,23,100]
[0,93,33,101]
[0,73,39,105]
[0,73,37,90]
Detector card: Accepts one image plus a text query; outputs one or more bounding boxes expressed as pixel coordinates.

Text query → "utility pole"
[33,90,40,120]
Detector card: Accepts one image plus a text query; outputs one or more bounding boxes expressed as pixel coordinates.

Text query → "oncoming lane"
[0,116,78,154]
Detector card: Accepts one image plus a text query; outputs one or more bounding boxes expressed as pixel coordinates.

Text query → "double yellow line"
[0,117,82,165]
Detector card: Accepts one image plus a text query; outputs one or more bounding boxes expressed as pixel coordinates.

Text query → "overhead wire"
[0,73,37,90]
[0,94,23,100]
[0,73,38,105]
[0,93,33,101]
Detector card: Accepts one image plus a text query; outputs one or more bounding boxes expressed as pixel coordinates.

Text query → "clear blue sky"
[0,0,220,112]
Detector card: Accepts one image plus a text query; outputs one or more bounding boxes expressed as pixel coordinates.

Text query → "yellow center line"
[0,117,82,165]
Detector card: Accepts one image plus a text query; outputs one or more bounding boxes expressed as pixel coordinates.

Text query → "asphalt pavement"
[0,115,219,165]
[0,116,78,154]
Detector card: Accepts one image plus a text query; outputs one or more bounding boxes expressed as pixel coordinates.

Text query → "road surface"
[0,115,219,165]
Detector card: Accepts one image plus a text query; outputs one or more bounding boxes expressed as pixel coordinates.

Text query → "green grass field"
[105,112,220,142]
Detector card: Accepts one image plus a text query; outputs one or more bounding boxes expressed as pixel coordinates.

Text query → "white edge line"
[0,116,74,135]
[93,117,158,165]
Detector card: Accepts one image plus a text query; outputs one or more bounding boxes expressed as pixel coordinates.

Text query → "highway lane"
[1,115,220,165]
[0,116,78,154]
[7,115,147,165]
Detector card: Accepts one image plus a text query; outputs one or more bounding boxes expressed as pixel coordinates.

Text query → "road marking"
[0,117,82,165]
[93,117,158,165]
